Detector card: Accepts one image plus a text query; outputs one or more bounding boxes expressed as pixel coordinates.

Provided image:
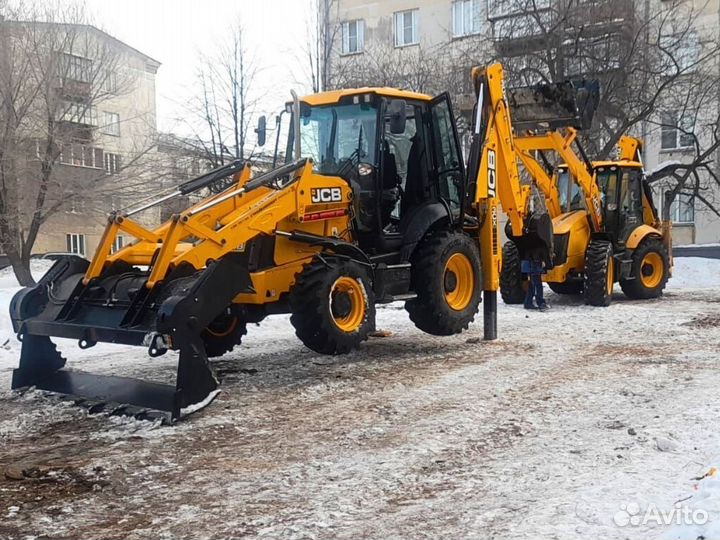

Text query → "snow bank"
[667,257,720,289]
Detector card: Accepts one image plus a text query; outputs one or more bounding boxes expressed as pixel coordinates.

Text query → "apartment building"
[1,21,161,258]
[326,0,720,245]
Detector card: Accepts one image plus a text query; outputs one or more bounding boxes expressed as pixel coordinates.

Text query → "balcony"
[489,0,634,56]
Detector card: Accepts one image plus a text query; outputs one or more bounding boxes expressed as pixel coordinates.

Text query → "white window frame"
[104,152,121,174]
[61,102,98,126]
[66,233,86,256]
[660,31,700,73]
[341,19,364,55]
[102,112,121,136]
[394,9,419,47]
[61,53,92,83]
[663,192,695,224]
[660,112,694,150]
[452,0,482,38]
[104,70,118,93]
[112,235,125,253]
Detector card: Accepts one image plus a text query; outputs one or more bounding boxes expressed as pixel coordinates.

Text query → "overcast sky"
[82,0,312,135]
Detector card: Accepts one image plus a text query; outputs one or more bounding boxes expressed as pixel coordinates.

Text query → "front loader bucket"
[10,254,253,422]
[508,79,600,132]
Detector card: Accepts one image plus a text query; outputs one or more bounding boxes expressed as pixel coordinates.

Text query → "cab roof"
[558,159,644,169]
[592,159,643,169]
[299,87,432,106]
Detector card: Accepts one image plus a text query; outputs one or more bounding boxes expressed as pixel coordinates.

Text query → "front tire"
[620,237,669,299]
[405,231,482,336]
[500,241,527,304]
[290,258,375,354]
[201,307,248,358]
[583,240,614,307]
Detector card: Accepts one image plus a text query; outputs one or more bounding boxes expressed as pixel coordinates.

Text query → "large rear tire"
[620,237,669,299]
[290,258,375,354]
[548,281,583,295]
[500,241,527,304]
[405,231,482,336]
[201,307,248,358]
[583,240,614,307]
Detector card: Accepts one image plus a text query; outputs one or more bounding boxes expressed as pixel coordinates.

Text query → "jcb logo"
[487,149,497,198]
[311,187,342,203]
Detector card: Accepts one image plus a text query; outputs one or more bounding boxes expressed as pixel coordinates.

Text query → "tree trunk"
[7,248,34,286]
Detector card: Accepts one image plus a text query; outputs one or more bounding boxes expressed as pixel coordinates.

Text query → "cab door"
[428,93,465,216]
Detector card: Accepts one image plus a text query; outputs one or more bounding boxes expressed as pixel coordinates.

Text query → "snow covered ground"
[0,258,719,539]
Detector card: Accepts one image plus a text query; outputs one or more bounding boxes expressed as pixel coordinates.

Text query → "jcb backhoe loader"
[499,107,672,306]
[10,64,589,421]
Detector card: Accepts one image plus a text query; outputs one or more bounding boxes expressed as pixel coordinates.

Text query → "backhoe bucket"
[10,254,253,422]
[508,79,600,132]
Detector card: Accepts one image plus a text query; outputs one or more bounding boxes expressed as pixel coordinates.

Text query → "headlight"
[358,163,374,176]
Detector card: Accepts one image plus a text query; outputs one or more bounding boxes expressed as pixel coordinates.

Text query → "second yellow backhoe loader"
[10,63,593,421]
[499,114,672,306]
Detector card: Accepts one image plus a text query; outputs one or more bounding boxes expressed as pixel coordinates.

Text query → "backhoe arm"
[514,129,604,231]
[465,63,534,340]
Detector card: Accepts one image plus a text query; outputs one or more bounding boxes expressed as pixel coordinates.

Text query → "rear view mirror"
[388,99,407,134]
[255,115,267,147]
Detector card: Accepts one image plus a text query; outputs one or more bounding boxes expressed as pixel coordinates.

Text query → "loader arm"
[9,159,319,422]
[514,129,604,231]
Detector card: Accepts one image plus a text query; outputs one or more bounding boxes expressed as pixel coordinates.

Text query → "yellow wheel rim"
[206,316,238,337]
[607,256,614,296]
[330,276,366,333]
[640,252,664,289]
[444,253,475,311]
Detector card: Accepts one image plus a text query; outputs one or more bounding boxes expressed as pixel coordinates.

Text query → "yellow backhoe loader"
[10,64,593,421]
[499,115,672,306]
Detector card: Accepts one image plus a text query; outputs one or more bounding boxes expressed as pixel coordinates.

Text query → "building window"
[394,9,418,47]
[61,102,98,126]
[58,143,103,168]
[102,112,120,136]
[660,112,694,150]
[61,53,92,83]
[104,152,121,174]
[660,31,700,73]
[341,19,364,54]
[112,235,124,253]
[104,70,118,93]
[452,0,481,37]
[66,233,86,256]
[669,193,695,223]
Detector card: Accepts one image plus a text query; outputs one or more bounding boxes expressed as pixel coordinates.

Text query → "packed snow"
[0,257,718,539]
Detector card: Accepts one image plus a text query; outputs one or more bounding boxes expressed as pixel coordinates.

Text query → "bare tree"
[0,2,156,285]
[188,20,258,168]
[304,0,341,93]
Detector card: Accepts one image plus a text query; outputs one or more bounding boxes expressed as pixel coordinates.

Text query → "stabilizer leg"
[11,335,66,389]
[172,335,220,419]
[483,290,497,341]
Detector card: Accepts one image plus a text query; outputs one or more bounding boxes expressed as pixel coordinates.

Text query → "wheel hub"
[444,270,458,293]
[639,252,663,288]
[329,276,367,333]
[443,253,475,311]
[331,291,352,319]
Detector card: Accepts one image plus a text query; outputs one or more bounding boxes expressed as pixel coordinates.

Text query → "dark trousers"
[525,272,545,308]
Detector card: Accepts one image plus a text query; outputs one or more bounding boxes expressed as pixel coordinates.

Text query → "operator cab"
[281,89,465,259]
[594,163,655,244]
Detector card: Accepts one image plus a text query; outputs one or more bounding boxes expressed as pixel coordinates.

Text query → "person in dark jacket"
[522,246,548,311]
